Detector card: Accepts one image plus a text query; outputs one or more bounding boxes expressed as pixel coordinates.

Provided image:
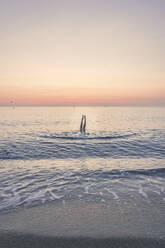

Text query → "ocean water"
[0,106,165,212]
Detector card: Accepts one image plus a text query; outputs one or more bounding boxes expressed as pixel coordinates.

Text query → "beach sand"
[0,197,164,247]
[0,233,165,248]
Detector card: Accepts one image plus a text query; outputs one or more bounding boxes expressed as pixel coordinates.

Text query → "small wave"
[1,137,165,160]
[0,166,164,212]
[40,132,136,141]
[92,168,165,179]
[1,130,165,161]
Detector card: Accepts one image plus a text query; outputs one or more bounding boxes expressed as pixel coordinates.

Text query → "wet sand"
[0,197,164,247]
[0,232,165,248]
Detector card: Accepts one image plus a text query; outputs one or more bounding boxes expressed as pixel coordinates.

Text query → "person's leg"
[80,115,83,132]
[83,115,86,132]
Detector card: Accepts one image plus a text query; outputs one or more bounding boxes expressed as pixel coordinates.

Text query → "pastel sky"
[0,0,165,105]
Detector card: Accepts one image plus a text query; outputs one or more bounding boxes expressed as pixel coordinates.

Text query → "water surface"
[0,106,164,211]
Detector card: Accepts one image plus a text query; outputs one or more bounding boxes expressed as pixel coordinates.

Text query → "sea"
[0,106,165,212]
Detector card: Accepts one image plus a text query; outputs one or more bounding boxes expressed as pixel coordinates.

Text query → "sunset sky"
[0,0,165,106]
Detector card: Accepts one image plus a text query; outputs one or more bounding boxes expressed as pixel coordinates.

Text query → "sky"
[0,0,165,106]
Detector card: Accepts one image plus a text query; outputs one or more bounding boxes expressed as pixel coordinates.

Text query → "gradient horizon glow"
[0,0,165,106]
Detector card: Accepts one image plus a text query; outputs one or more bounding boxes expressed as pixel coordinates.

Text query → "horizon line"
[0,104,165,107]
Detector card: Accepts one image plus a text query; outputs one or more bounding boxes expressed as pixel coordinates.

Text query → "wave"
[100,168,165,178]
[40,132,137,140]
[0,166,164,212]
[0,131,165,160]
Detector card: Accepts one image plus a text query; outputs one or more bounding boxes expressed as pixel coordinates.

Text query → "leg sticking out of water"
[80,115,86,133]
[83,115,86,133]
[80,115,83,133]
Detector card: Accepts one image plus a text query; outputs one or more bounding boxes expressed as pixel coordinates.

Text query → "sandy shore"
[0,197,164,247]
[0,232,165,248]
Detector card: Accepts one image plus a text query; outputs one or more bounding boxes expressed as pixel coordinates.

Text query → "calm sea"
[0,106,165,211]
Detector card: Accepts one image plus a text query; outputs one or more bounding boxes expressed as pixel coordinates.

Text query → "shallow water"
[0,106,165,211]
